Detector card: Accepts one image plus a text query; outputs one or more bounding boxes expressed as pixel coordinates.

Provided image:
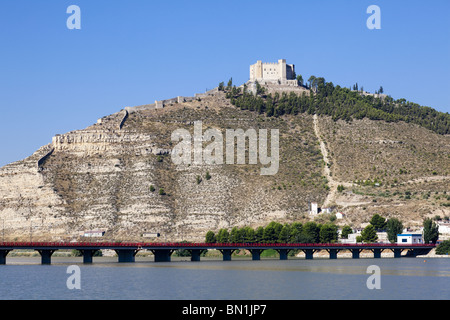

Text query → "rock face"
[0,93,326,242]
[0,144,67,239]
[0,90,449,242]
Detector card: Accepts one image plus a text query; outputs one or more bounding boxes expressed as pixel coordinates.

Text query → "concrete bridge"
[0,242,435,264]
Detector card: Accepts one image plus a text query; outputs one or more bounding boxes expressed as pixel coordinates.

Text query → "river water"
[0,256,449,300]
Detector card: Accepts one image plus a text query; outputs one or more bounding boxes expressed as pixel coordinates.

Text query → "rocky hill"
[0,85,449,242]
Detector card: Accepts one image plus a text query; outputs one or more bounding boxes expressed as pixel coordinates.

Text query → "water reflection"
[1,256,449,300]
[5,256,450,277]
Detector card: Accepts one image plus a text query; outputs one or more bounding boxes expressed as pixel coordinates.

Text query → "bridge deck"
[0,241,435,250]
[0,242,435,264]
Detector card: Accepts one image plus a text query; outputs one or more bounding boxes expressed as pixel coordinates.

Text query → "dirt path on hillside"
[313,114,353,208]
[313,114,335,208]
[405,175,450,184]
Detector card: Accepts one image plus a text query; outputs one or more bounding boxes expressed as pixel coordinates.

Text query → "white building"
[438,222,450,234]
[335,212,345,219]
[249,59,297,86]
[309,202,318,215]
[83,230,105,237]
[142,232,160,238]
[340,234,356,244]
[376,232,389,243]
[397,233,423,244]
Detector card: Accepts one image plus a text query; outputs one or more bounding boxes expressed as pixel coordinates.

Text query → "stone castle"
[145,59,299,109]
[249,59,298,86]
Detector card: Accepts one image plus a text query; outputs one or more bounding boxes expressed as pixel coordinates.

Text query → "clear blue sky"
[0,0,449,167]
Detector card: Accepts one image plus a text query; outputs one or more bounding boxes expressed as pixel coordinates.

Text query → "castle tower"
[278,59,287,80]
[250,60,263,81]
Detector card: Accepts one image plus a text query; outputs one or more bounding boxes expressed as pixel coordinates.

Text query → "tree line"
[204,214,441,244]
[221,77,450,135]
[205,221,339,244]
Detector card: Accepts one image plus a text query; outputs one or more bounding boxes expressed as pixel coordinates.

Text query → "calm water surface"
[1,256,449,300]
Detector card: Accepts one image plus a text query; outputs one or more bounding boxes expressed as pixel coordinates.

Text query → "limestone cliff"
[0,92,326,241]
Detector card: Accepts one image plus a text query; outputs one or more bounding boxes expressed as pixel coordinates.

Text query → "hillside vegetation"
[228,77,450,135]
[224,78,450,229]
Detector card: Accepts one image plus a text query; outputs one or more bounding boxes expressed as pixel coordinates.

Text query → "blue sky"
[0,0,449,167]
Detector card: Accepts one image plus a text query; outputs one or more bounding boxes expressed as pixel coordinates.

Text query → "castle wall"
[262,62,282,80]
[118,109,128,130]
[249,59,295,82]
[286,64,294,80]
[37,147,54,170]
[155,100,164,109]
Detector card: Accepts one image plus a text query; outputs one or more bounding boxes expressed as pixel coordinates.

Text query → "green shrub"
[435,240,450,255]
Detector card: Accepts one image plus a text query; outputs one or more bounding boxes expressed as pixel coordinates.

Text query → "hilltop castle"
[249,59,298,86]
[146,59,300,110]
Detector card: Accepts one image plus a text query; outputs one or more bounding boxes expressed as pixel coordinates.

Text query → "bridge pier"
[151,249,174,262]
[36,249,56,264]
[80,249,99,264]
[250,249,264,260]
[302,249,316,259]
[327,249,340,259]
[115,249,139,263]
[219,249,235,261]
[372,248,383,258]
[351,248,363,259]
[392,248,403,258]
[0,250,11,265]
[276,249,290,260]
[189,249,205,261]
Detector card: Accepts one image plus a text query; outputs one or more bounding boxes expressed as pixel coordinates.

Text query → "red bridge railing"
[0,242,436,248]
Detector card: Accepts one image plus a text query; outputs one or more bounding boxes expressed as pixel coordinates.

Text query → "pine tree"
[386,218,403,243]
[361,225,378,243]
[423,218,439,244]
[341,226,353,239]
[370,214,387,231]
[205,231,216,243]
[278,224,291,243]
